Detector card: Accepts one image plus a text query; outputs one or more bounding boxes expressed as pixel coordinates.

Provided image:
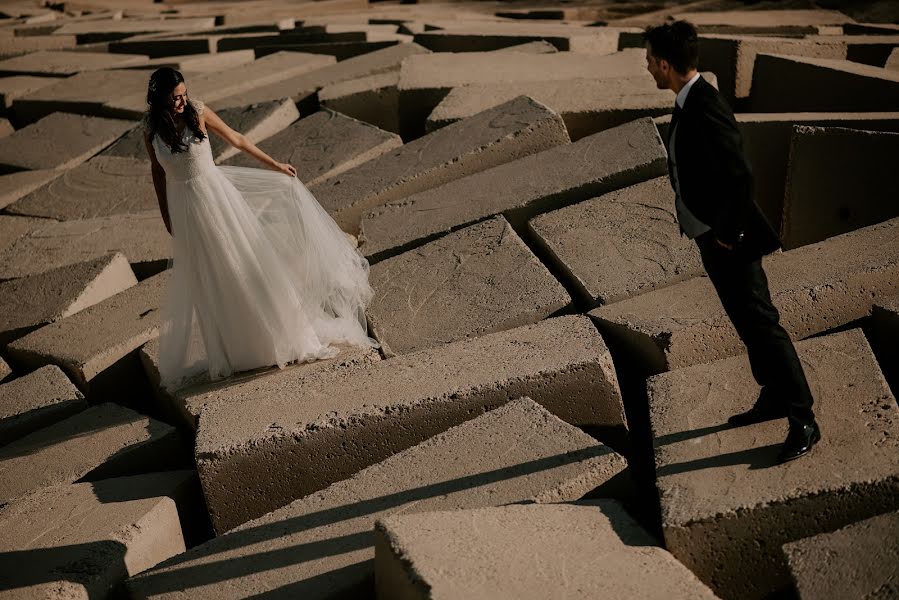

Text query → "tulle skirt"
[157,165,377,391]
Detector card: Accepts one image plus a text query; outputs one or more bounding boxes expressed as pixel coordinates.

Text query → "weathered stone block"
[194,315,625,532]
[0,365,85,445]
[648,329,899,599]
[375,501,719,600]
[54,16,215,43]
[319,71,401,134]
[0,75,57,112]
[129,398,626,598]
[255,39,400,61]
[210,98,299,162]
[413,23,619,54]
[0,168,61,210]
[0,49,148,76]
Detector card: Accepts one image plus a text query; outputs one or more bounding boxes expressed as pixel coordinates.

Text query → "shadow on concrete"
[0,541,129,598]
[655,442,782,477]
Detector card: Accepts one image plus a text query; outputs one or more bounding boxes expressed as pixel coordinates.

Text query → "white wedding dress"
[153,101,377,391]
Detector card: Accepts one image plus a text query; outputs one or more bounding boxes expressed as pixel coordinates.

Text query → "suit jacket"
[667,76,780,260]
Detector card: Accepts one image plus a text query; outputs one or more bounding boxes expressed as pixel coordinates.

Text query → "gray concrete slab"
[0,252,136,347]
[376,502,719,600]
[528,177,703,308]
[0,365,85,446]
[0,49,148,76]
[193,315,625,532]
[782,126,899,249]
[367,216,569,356]
[0,402,183,502]
[0,211,171,280]
[648,329,899,599]
[0,168,62,211]
[0,471,193,599]
[107,35,217,58]
[784,510,899,599]
[868,295,899,398]
[223,108,401,186]
[359,117,667,262]
[129,398,626,598]
[318,71,401,134]
[312,95,570,233]
[0,112,135,174]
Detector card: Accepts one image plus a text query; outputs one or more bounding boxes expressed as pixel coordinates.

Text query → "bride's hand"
[275,162,297,177]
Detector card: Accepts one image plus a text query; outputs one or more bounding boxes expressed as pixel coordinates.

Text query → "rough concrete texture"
[5,270,167,392]
[750,53,899,112]
[648,329,899,599]
[0,365,86,446]
[0,35,77,60]
[782,126,899,249]
[5,156,157,220]
[0,471,193,599]
[129,398,626,598]
[528,177,703,308]
[0,252,137,347]
[0,402,183,502]
[223,108,401,186]
[126,49,256,76]
[413,22,619,54]
[0,49,148,76]
[375,501,719,600]
[54,16,215,42]
[254,39,401,61]
[311,95,570,233]
[367,216,569,355]
[0,168,62,211]
[209,99,299,162]
[590,217,899,375]
[318,71,401,134]
[494,40,559,54]
[0,358,10,383]
[868,295,899,397]
[0,211,171,280]
[0,75,57,112]
[397,48,644,138]
[359,117,667,262]
[783,510,899,599]
[0,112,135,174]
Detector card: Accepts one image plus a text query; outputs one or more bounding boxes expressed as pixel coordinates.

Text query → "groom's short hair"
[643,20,699,75]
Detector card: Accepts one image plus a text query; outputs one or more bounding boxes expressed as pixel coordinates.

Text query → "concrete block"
[0,117,10,137]
[528,177,703,308]
[193,315,625,532]
[413,23,619,54]
[214,30,366,53]
[360,117,667,262]
[0,358,10,383]
[319,71,401,134]
[0,214,44,261]
[0,211,171,280]
[107,36,215,58]
[312,95,570,233]
[256,39,400,61]
[128,398,626,598]
[0,402,184,502]
[0,365,85,446]
[0,34,77,59]
[494,40,559,54]
[0,49,147,76]
[397,48,644,139]
[125,49,256,76]
[375,501,719,600]
[0,112,135,174]
[783,510,899,600]
[750,54,899,112]
[0,75,57,112]
[6,270,167,394]
[782,126,899,249]
[370,216,568,355]
[682,9,853,28]
[0,168,62,210]
[0,471,193,599]
[223,108,401,186]
[889,47,899,70]
[590,217,899,377]
[648,329,899,599]
[868,295,899,397]
[0,252,137,347]
[54,16,216,43]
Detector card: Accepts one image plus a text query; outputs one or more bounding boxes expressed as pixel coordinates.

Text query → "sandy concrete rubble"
[0,365,86,445]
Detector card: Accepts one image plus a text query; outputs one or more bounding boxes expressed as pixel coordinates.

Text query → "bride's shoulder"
[190,99,205,115]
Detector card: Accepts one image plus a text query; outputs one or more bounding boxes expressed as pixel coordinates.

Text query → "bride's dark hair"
[145,67,205,153]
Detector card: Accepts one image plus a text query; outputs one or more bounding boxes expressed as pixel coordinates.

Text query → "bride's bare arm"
[143,130,172,236]
[202,106,297,177]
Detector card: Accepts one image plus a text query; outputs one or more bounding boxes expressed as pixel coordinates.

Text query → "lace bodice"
[151,101,216,182]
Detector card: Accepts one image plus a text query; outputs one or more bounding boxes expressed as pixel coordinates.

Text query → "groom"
[644,20,821,462]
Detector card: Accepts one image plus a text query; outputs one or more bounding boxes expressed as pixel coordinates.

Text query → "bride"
[142,67,377,390]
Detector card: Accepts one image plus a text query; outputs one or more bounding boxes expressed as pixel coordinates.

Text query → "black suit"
[668,75,815,428]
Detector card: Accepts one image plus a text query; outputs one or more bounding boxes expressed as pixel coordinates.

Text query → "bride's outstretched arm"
[202,105,298,178]
[143,130,172,236]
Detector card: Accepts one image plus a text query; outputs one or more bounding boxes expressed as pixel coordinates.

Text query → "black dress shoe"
[778,422,821,463]
[728,403,788,427]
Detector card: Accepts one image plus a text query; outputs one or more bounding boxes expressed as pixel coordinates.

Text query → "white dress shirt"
[669,72,710,239]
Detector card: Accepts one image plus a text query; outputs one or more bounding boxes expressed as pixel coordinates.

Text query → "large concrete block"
[368,216,569,356]
[782,125,899,249]
[590,217,899,377]
[312,95,570,233]
[255,39,401,61]
[6,270,167,395]
[359,117,667,262]
[0,168,61,210]
[195,315,625,532]
[0,49,147,76]
[0,117,10,137]
[0,358,10,383]
[319,71,401,134]
[0,365,85,446]
[494,39,559,54]
[0,211,171,280]
[223,108,401,186]
[54,16,216,43]
[214,30,366,53]
[0,75,57,113]
[0,35,77,59]
[413,22,619,54]
[868,295,899,397]
[125,49,256,76]
[129,398,626,598]
[397,48,644,139]
[528,177,703,308]
[648,329,899,599]
[107,35,216,58]
[0,214,44,261]
[0,402,184,502]
[0,112,135,174]
[0,471,193,599]
[783,510,899,600]
[375,501,719,600]
[750,53,899,112]
[0,252,136,347]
